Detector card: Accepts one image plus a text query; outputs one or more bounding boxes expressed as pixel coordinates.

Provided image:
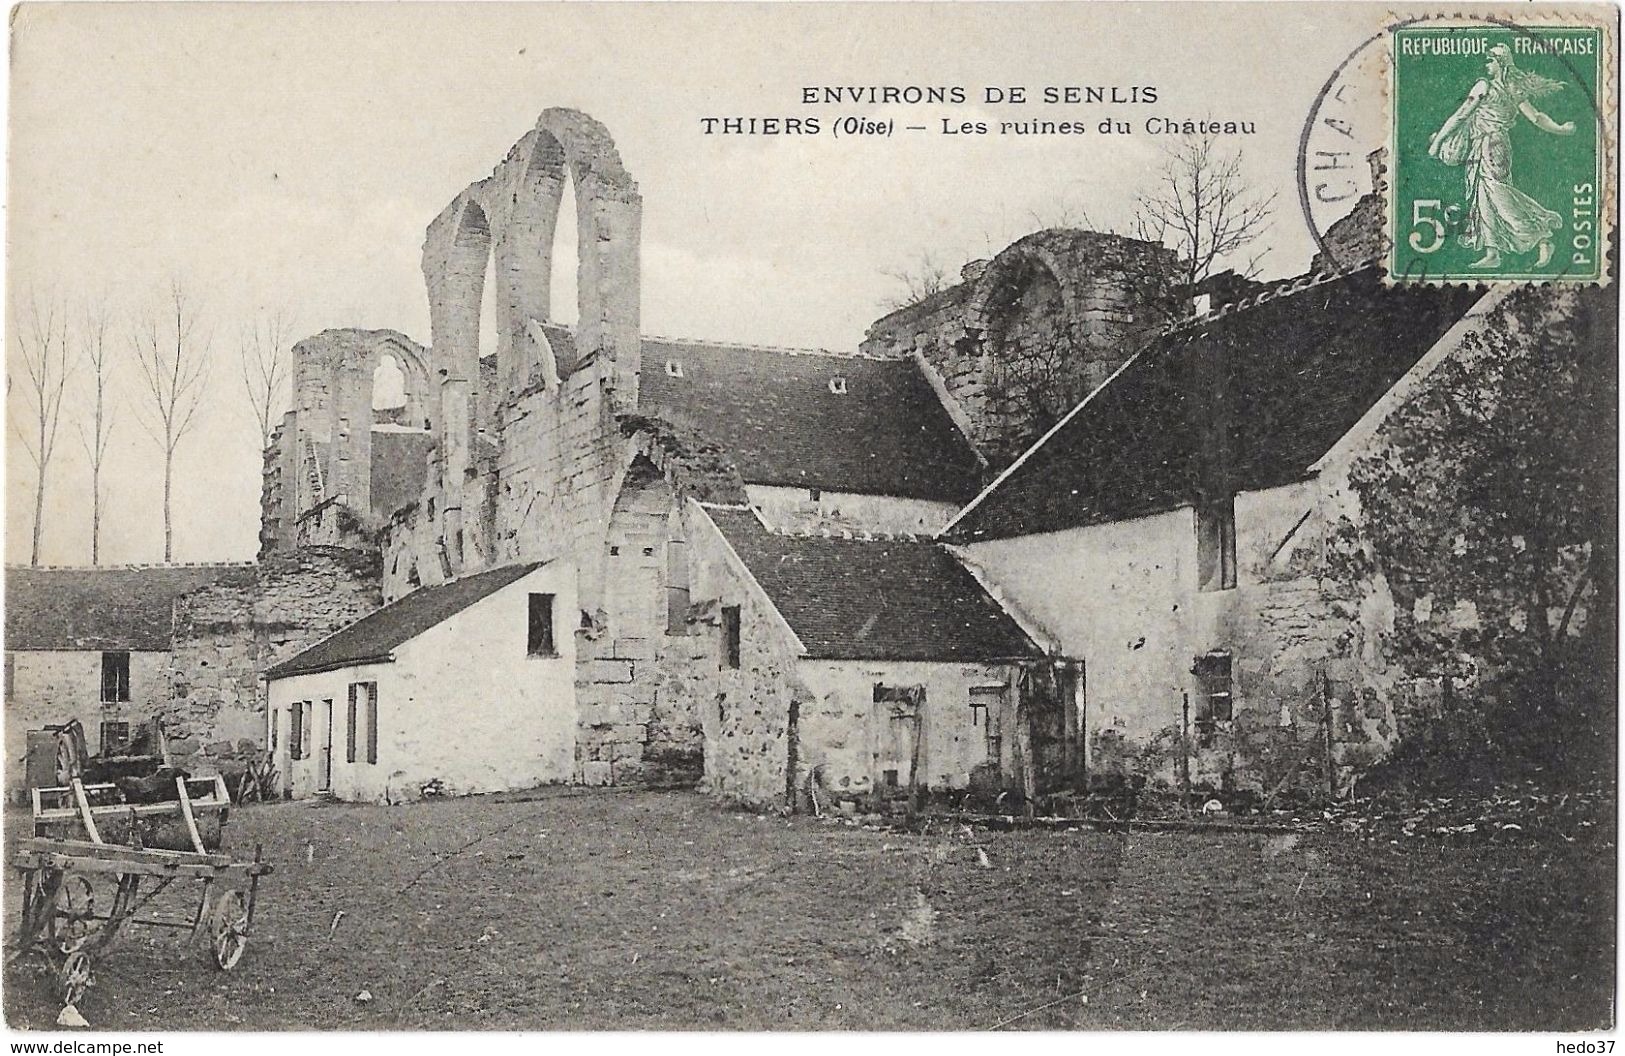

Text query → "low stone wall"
[166,546,382,778]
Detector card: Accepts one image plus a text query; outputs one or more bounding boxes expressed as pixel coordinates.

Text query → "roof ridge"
[1163,265,1379,337]
[759,523,925,544]
[6,561,259,571]
[647,334,910,361]
[542,319,906,361]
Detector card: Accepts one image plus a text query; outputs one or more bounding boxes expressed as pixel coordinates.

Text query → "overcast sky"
[7,1,1391,566]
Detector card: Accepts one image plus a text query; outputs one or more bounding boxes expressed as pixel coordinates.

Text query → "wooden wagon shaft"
[15,837,230,868]
[11,839,272,883]
[175,776,207,854]
[70,779,103,845]
[11,854,270,884]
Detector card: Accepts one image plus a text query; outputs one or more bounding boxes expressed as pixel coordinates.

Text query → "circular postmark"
[1298,13,1613,283]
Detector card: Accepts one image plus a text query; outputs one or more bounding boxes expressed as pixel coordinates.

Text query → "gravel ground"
[3,787,1612,1031]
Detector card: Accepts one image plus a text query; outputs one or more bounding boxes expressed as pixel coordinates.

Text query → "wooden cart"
[9,837,272,1006]
[10,776,271,1006]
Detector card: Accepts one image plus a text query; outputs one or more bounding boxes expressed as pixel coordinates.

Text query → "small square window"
[528,593,557,656]
[99,721,131,755]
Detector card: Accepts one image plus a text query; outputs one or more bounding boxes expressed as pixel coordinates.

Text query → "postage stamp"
[1388,21,1611,283]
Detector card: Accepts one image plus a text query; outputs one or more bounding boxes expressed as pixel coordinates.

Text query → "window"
[1192,652,1234,747]
[528,593,556,656]
[100,651,131,703]
[665,359,684,378]
[269,707,278,752]
[289,702,305,760]
[4,652,13,700]
[346,685,359,764]
[721,605,741,669]
[99,721,131,755]
[1197,496,1237,592]
[346,682,379,764]
[302,702,314,760]
[807,488,822,503]
[828,376,847,395]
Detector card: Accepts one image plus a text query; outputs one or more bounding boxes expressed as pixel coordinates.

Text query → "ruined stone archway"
[420,109,643,574]
[274,328,433,544]
[423,107,642,411]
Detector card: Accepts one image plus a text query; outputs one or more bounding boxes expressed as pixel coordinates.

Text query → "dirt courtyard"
[3,788,1613,1031]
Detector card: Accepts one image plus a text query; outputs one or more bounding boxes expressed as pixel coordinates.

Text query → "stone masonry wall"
[684,503,809,808]
[861,230,1184,465]
[167,546,382,780]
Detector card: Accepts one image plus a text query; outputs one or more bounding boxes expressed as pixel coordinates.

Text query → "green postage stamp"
[1389,21,1611,283]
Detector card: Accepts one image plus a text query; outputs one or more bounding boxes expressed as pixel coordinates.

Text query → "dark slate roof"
[540,325,983,503]
[5,564,258,651]
[949,270,1484,541]
[265,562,543,680]
[706,507,1041,661]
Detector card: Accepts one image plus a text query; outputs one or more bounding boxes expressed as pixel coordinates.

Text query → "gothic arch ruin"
[422,107,643,414]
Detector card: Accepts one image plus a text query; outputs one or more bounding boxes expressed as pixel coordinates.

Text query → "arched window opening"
[372,354,408,412]
[550,176,580,326]
[478,242,500,362]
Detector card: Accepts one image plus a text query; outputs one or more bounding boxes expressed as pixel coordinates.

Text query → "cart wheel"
[207,890,249,970]
[54,737,79,785]
[59,950,92,1006]
[54,877,96,951]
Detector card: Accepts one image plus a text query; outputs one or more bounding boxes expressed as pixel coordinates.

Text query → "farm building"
[198,108,1589,809]
[264,560,575,802]
[3,552,380,794]
[3,563,256,792]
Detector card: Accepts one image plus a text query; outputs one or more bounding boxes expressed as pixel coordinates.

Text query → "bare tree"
[881,250,953,310]
[131,283,211,563]
[75,301,117,565]
[239,309,294,444]
[10,295,76,566]
[1130,132,1277,287]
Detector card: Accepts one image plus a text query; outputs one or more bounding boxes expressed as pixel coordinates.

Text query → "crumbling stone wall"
[167,546,382,779]
[794,660,1017,805]
[414,109,643,579]
[261,330,433,558]
[861,230,1184,464]
[680,503,811,808]
[1320,284,1612,775]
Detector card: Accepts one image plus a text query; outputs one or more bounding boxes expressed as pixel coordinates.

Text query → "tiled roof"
[5,564,259,652]
[266,562,543,680]
[949,270,1484,541]
[540,325,983,502]
[706,507,1041,662]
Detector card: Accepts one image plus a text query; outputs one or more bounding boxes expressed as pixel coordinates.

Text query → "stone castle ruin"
[14,107,1601,809]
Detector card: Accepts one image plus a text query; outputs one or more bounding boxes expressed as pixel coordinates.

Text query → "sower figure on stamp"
[1428,42,1576,269]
